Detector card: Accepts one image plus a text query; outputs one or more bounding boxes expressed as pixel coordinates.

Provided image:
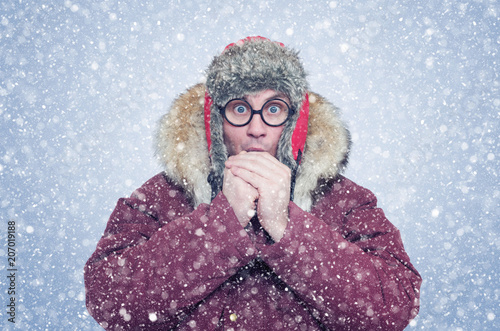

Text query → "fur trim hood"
[156,83,351,211]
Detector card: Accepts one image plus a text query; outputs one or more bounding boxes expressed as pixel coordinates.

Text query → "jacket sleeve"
[84,174,258,329]
[257,177,422,330]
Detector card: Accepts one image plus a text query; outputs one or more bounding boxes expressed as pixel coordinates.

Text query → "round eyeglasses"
[221,98,292,127]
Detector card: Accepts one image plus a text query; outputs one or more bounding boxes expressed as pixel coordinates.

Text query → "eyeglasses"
[220,98,292,127]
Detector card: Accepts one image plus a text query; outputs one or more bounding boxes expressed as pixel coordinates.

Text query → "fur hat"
[206,36,308,113]
[205,37,309,199]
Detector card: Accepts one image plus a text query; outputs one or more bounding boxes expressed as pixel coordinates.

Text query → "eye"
[235,105,248,114]
[268,105,280,114]
[264,102,285,115]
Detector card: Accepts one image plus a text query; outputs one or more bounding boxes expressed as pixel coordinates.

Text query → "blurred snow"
[0,0,498,329]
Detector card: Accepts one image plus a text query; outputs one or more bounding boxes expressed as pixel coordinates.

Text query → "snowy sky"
[1,0,498,329]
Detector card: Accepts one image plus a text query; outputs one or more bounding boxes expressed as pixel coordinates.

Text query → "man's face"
[223,89,289,157]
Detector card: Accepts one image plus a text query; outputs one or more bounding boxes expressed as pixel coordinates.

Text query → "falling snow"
[0,0,498,330]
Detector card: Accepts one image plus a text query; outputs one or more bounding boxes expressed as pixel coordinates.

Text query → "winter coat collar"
[156,83,350,211]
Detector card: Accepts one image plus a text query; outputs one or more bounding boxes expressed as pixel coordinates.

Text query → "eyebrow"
[243,91,290,102]
[271,92,289,100]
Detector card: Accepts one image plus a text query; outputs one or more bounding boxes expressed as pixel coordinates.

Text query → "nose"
[246,113,267,137]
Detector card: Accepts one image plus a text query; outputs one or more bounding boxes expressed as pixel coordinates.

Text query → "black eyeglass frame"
[220,98,293,127]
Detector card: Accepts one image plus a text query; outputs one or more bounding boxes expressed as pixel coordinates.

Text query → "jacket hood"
[156,83,351,211]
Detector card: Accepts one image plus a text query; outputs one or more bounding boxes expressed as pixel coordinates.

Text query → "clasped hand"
[222,151,291,242]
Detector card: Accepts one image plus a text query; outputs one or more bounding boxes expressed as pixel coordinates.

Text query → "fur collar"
[155,83,350,211]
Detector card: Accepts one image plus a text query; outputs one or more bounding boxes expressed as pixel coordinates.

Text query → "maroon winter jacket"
[85,85,421,330]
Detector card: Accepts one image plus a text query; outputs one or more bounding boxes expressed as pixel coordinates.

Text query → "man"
[85,36,421,330]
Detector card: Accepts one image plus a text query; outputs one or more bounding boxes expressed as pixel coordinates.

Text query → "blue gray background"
[1,0,498,329]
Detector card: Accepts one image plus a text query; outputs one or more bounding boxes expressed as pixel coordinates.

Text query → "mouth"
[246,147,266,152]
